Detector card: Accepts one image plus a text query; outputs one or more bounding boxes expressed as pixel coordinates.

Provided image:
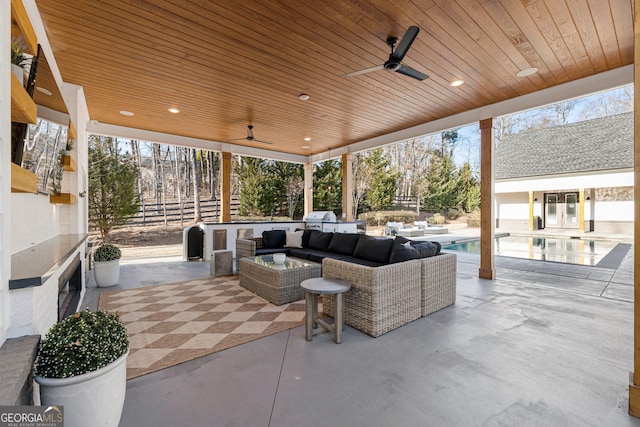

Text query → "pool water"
[443,235,620,266]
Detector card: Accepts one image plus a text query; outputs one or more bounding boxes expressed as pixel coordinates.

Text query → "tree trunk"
[131,140,145,224]
[209,151,216,201]
[192,148,203,223]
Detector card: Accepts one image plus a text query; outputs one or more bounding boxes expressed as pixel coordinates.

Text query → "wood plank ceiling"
[34,0,633,156]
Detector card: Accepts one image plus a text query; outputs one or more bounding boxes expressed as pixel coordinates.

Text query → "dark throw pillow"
[299,229,314,248]
[307,230,334,251]
[327,233,361,256]
[389,236,442,263]
[352,235,394,264]
[262,230,287,248]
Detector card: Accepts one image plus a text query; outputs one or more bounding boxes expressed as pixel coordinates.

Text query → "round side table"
[300,277,351,344]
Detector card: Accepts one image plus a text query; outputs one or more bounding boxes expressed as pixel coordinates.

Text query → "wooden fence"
[129,198,240,226]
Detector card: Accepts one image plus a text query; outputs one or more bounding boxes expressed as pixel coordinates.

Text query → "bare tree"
[191,148,203,223]
[581,85,633,120]
[286,175,303,219]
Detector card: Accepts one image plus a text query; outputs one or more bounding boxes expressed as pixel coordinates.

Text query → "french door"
[545,192,578,229]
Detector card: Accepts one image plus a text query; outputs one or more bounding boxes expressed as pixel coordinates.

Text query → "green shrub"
[446,208,461,220]
[428,213,445,224]
[466,209,481,228]
[93,243,121,262]
[35,310,129,378]
[359,210,417,226]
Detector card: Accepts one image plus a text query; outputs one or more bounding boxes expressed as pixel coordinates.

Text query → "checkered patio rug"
[98,276,306,380]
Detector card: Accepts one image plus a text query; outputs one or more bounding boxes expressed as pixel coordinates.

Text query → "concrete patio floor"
[83,248,639,427]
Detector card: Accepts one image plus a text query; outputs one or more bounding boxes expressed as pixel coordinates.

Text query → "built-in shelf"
[49,193,77,205]
[10,0,37,55]
[11,163,37,193]
[10,73,36,124]
[62,155,76,171]
[68,120,76,139]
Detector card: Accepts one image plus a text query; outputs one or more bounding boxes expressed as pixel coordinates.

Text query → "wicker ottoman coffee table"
[238,255,321,305]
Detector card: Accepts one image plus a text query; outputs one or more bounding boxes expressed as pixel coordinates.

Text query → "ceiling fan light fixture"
[450,79,464,87]
[516,67,538,77]
[299,93,310,101]
[119,110,134,116]
[168,107,180,113]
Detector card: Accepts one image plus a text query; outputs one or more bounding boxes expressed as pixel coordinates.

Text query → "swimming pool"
[442,235,620,266]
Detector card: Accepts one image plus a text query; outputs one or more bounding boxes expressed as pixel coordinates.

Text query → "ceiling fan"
[228,125,274,145]
[342,26,428,81]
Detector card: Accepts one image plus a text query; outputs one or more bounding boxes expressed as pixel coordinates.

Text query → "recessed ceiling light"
[301,145,310,149]
[516,67,538,77]
[119,110,134,116]
[35,86,52,96]
[304,137,311,141]
[450,80,464,87]
[299,94,310,101]
[168,107,180,113]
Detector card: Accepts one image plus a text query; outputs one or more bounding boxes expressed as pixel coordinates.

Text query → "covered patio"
[2,0,640,423]
[82,248,637,426]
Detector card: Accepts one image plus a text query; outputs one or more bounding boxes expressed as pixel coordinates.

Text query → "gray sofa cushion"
[288,248,311,260]
[256,247,291,256]
[339,256,384,267]
[352,235,394,264]
[327,233,361,255]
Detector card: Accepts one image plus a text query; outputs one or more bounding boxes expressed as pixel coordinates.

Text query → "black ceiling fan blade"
[252,138,274,145]
[395,64,428,81]
[390,26,419,62]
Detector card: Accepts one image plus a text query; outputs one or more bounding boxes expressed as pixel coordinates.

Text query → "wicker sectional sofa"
[236,229,456,337]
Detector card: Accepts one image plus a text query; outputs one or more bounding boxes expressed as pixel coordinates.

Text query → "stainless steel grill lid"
[303,211,337,222]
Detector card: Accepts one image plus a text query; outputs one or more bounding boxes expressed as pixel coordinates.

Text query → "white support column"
[629,0,640,416]
[341,154,353,221]
[0,0,11,346]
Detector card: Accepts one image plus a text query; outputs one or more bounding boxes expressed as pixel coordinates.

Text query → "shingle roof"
[495,112,633,179]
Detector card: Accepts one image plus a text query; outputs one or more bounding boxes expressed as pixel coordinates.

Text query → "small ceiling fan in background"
[228,125,274,144]
[342,26,428,81]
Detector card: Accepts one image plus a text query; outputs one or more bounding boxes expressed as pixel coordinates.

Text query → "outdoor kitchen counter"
[185,221,306,261]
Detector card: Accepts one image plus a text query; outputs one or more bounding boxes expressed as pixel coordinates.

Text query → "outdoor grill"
[303,211,337,231]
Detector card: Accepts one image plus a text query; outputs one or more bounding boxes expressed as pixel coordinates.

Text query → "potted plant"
[533,215,541,230]
[93,243,122,287]
[11,36,28,85]
[64,139,74,156]
[34,310,129,427]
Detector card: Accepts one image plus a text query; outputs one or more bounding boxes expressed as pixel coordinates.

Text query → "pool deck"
[409,225,634,303]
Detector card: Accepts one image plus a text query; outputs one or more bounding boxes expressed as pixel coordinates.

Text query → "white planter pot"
[11,63,24,85]
[94,259,120,287]
[36,351,129,427]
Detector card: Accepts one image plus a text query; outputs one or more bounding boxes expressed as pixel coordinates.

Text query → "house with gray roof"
[495,112,633,234]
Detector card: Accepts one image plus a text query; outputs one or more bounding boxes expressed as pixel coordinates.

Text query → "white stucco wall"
[594,201,634,221]
[7,247,82,338]
[0,0,11,347]
[11,194,69,253]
